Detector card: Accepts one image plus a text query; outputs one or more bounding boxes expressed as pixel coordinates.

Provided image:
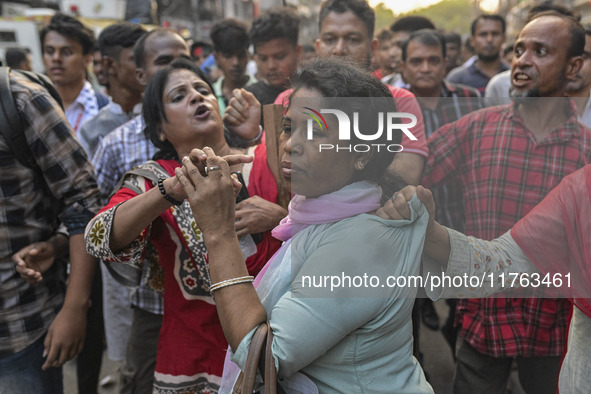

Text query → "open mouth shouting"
[194,104,210,119]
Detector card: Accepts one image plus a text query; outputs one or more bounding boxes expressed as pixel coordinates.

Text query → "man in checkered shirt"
[0,70,100,393]
[422,12,591,393]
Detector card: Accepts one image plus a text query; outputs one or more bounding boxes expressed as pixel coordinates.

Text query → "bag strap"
[0,67,63,223]
[0,67,63,169]
[264,322,278,394]
[0,67,35,169]
[17,69,63,109]
[234,322,282,394]
[96,91,109,109]
[236,323,268,393]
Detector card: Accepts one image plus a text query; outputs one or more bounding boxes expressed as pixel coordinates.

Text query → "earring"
[159,134,166,142]
[355,161,366,170]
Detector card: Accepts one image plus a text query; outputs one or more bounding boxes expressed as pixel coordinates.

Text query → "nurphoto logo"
[303,107,418,153]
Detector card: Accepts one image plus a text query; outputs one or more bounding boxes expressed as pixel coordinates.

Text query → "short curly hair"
[319,0,375,38]
[210,19,250,55]
[250,8,300,50]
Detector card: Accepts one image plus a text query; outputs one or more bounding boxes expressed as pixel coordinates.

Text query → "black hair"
[40,13,95,55]
[5,47,30,68]
[527,2,577,21]
[133,28,181,69]
[143,58,214,161]
[444,32,461,48]
[390,16,435,34]
[470,14,506,36]
[376,28,394,43]
[319,0,375,39]
[250,8,300,50]
[98,22,146,60]
[290,58,401,190]
[401,29,446,62]
[210,19,250,55]
[528,11,585,58]
[190,40,213,60]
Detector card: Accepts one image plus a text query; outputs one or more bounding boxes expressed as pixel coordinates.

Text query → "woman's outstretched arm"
[109,176,184,252]
[378,186,540,298]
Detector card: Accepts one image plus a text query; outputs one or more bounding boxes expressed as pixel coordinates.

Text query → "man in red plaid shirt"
[423,12,591,393]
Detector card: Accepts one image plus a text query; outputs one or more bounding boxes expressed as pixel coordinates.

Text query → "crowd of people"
[1,0,590,393]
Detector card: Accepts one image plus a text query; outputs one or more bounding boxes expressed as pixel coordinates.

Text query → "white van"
[0,19,45,73]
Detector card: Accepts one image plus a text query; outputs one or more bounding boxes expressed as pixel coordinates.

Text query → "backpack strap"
[0,67,38,169]
[16,69,63,109]
[95,91,109,109]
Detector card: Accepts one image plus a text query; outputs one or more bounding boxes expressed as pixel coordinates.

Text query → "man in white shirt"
[41,13,108,137]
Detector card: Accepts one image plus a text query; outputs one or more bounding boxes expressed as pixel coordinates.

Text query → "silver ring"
[204,166,221,176]
[391,193,402,202]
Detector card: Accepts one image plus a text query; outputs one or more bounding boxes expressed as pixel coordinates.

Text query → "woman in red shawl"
[380,164,591,393]
[84,59,282,394]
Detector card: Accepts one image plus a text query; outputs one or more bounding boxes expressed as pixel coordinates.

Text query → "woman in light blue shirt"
[175,58,433,393]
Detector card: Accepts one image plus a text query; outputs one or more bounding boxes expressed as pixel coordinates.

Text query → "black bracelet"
[157,178,183,206]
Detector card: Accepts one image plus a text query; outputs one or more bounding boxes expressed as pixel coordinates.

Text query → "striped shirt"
[91,115,162,314]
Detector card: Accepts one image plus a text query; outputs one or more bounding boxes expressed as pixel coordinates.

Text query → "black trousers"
[77,264,104,394]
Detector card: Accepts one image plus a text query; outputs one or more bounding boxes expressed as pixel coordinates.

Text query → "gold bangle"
[209,275,255,294]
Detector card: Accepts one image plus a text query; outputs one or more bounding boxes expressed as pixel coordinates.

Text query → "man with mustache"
[421,11,591,394]
[447,14,508,95]
[273,0,428,186]
[401,28,481,352]
[385,15,435,89]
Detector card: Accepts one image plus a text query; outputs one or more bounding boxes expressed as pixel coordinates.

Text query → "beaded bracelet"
[209,275,255,294]
[157,178,183,206]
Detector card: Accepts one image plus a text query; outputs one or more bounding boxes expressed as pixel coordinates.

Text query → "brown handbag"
[233,322,281,394]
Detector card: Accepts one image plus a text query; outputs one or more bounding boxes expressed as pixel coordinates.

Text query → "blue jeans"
[0,335,63,394]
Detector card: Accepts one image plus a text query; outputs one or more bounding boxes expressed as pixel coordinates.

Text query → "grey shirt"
[78,101,142,156]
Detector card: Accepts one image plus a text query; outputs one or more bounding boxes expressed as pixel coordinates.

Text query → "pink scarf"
[253,181,382,287]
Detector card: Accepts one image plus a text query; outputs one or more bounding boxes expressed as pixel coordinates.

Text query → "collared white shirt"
[64,80,102,136]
